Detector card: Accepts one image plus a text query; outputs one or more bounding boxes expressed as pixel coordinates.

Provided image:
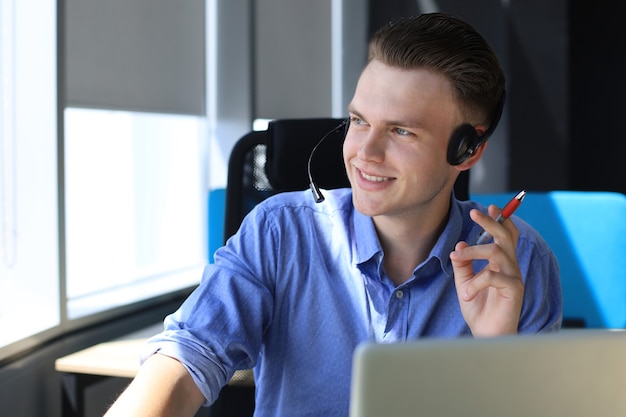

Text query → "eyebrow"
[347,105,426,130]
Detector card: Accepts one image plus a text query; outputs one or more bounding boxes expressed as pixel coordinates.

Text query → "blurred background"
[0,0,623,416]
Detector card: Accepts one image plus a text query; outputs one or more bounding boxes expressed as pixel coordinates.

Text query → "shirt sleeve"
[514,218,563,333]
[140,203,279,405]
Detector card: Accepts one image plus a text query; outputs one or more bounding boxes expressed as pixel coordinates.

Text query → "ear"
[474,125,488,139]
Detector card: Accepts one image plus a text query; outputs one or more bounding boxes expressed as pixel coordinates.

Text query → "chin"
[351,192,388,217]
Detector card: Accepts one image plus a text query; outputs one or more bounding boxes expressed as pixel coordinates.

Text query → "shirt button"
[395,290,404,299]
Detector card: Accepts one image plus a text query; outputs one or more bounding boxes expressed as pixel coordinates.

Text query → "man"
[104,12,561,417]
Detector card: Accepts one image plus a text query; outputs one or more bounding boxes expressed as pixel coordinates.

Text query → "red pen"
[475,190,526,244]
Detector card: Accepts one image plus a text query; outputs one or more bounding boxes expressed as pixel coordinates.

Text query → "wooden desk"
[55,324,253,417]
[56,338,145,379]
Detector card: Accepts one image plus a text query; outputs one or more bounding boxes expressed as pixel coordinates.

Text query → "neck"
[373,198,451,286]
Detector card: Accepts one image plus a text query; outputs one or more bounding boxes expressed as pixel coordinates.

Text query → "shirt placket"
[382,287,409,342]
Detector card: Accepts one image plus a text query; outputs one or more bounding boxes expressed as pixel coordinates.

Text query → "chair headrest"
[265,118,350,192]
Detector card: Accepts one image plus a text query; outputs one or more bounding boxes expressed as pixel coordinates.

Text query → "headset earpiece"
[447,90,507,166]
[447,123,481,165]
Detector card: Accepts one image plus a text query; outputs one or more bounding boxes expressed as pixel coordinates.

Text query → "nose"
[355,128,386,163]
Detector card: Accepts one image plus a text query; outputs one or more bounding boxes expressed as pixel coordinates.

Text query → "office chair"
[223,117,470,242]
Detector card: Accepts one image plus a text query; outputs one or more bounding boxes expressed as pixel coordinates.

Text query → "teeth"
[361,171,389,182]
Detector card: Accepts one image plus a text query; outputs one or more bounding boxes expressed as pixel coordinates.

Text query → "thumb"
[450,241,474,286]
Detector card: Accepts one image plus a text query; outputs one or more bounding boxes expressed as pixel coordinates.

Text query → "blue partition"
[207,188,226,263]
[472,191,626,328]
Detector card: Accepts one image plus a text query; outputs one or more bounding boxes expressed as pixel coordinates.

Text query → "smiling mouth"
[359,169,392,182]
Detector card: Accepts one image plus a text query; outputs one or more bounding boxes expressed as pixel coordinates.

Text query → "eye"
[394,127,414,137]
[349,116,366,126]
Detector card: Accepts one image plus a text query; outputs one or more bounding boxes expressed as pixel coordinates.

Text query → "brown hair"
[368,13,505,127]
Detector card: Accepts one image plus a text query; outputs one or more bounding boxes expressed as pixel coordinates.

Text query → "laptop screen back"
[350,330,626,417]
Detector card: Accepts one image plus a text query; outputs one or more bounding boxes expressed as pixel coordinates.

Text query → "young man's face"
[344,60,465,220]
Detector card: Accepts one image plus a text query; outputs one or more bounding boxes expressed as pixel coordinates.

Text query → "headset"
[309,91,506,202]
[308,119,350,203]
[446,90,506,166]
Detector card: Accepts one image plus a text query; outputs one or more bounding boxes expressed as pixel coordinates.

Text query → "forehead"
[349,60,462,127]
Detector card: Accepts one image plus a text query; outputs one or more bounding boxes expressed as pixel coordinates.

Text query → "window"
[0,0,60,356]
[0,0,209,361]
[1,0,337,362]
[64,108,207,319]
[62,0,208,320]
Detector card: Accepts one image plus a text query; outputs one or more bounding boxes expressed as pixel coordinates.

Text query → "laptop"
[349,330,626,417]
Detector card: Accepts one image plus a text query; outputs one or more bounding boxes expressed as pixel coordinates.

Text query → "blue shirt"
[142,188,562,416]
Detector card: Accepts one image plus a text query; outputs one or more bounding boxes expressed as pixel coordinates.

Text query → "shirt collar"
[429,197,463,278]
[353,209,381,265]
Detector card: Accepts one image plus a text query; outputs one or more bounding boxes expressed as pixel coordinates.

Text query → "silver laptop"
[350,330,626,417]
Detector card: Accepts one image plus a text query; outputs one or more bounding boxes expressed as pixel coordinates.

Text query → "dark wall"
[569,1,626,194]
[508,0,569,191]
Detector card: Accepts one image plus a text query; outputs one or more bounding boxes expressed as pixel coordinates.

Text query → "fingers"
[451,206,523,300]
[449,205,525,335]
[449,241,481,302]
[450,239,524,336]
[460,265,524,302]
[450,241,522,301]
[449,241,473,281]
[470,206,519,253]
[450,231,520,282]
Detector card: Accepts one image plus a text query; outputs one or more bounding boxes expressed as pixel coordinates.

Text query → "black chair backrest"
[223,118,469,242]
